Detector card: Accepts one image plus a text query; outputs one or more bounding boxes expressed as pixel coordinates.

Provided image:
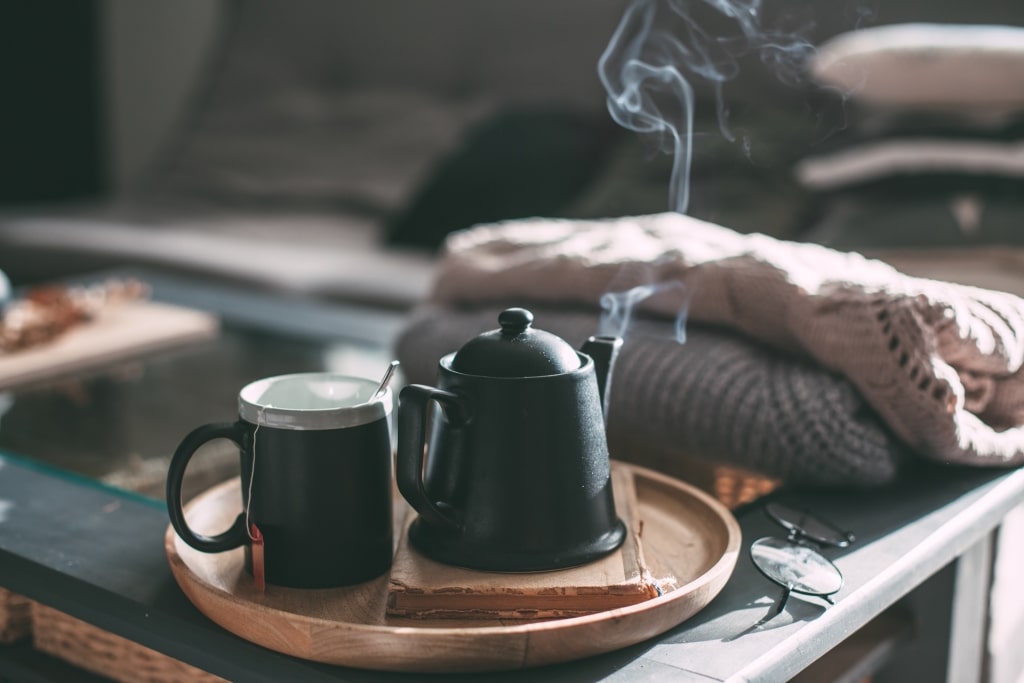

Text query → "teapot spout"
[581,335,623,418]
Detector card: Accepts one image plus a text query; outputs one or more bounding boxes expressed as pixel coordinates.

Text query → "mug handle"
[166,421,250,553]
[396,385,466,533]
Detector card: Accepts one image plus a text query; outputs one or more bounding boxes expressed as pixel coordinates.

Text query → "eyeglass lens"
[749,537,844,597]
[764,502,855,548]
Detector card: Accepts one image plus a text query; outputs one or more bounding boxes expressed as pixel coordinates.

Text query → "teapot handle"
[396,384,466,533]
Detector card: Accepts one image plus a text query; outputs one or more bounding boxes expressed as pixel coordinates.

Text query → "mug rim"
[238,372,392,430]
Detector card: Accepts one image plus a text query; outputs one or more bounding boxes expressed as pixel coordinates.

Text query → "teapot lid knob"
[449,307,581,377]
[498,308,534,336]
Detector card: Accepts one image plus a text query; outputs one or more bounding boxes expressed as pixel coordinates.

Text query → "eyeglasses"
[748,502,855,620]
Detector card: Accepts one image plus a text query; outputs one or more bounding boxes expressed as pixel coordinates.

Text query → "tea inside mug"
[239,373,390,430]
[246,375,373,410]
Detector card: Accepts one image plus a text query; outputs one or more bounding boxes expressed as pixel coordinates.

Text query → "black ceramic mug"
[166,373,393,589]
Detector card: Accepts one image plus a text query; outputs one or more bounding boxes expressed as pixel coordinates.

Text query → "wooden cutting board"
[0,300,219,389]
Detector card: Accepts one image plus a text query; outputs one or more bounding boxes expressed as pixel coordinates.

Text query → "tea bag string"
[245,404,270,542]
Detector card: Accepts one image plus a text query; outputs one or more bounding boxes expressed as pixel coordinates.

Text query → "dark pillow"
[384,106,620,251]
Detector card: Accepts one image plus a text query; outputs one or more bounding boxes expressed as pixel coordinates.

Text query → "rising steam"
[599,280,691,343]
[598,0,817,214]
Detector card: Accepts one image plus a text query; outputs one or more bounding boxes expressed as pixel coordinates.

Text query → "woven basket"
[32,602,227,683]
[0,587,32,643]
[15,449,240,679]
[710,464,780,509]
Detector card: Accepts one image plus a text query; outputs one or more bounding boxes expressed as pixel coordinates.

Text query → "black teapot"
[396,307,626,572]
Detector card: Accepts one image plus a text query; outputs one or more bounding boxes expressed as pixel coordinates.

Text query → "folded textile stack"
[395,213,1024,486]
[398,305,910,487]
[796,24,1024,261]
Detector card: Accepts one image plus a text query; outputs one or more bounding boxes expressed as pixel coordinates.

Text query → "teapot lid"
[450,308,581,377]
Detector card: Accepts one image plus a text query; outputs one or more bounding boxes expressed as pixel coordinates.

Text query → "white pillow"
[795,138,1024,190]
[811,23,1024,113]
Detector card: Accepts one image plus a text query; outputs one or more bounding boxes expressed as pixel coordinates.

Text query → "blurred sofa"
[0,0,875,305]
[0,0,635,307]
[0,0,1021,309]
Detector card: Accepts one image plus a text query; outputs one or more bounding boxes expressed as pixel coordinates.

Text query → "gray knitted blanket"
[396,306,911,487]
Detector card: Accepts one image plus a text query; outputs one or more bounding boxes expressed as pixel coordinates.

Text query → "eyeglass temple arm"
[772,586,792,618]
[749,586,792,631]
[768,585,834,622]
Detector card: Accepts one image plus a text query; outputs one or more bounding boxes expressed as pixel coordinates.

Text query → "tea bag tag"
[246,404,269,593]
[249,522,265,593]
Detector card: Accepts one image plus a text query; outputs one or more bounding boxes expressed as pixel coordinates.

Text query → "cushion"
[384,107,621,250]
[797,24,1024,250]
[810,23,1024,113]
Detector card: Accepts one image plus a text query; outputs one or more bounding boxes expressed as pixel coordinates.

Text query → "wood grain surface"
[164,461,741,673]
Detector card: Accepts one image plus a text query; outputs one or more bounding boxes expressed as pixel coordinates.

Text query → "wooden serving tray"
[165,461,741,673]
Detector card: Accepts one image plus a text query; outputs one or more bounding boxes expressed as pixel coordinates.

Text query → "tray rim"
[165,460,741,672]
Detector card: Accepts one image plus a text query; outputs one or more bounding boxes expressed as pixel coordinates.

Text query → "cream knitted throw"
[429,213,1024,468]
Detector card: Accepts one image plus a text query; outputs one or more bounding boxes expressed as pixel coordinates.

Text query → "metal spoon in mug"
[373,360,400,399]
